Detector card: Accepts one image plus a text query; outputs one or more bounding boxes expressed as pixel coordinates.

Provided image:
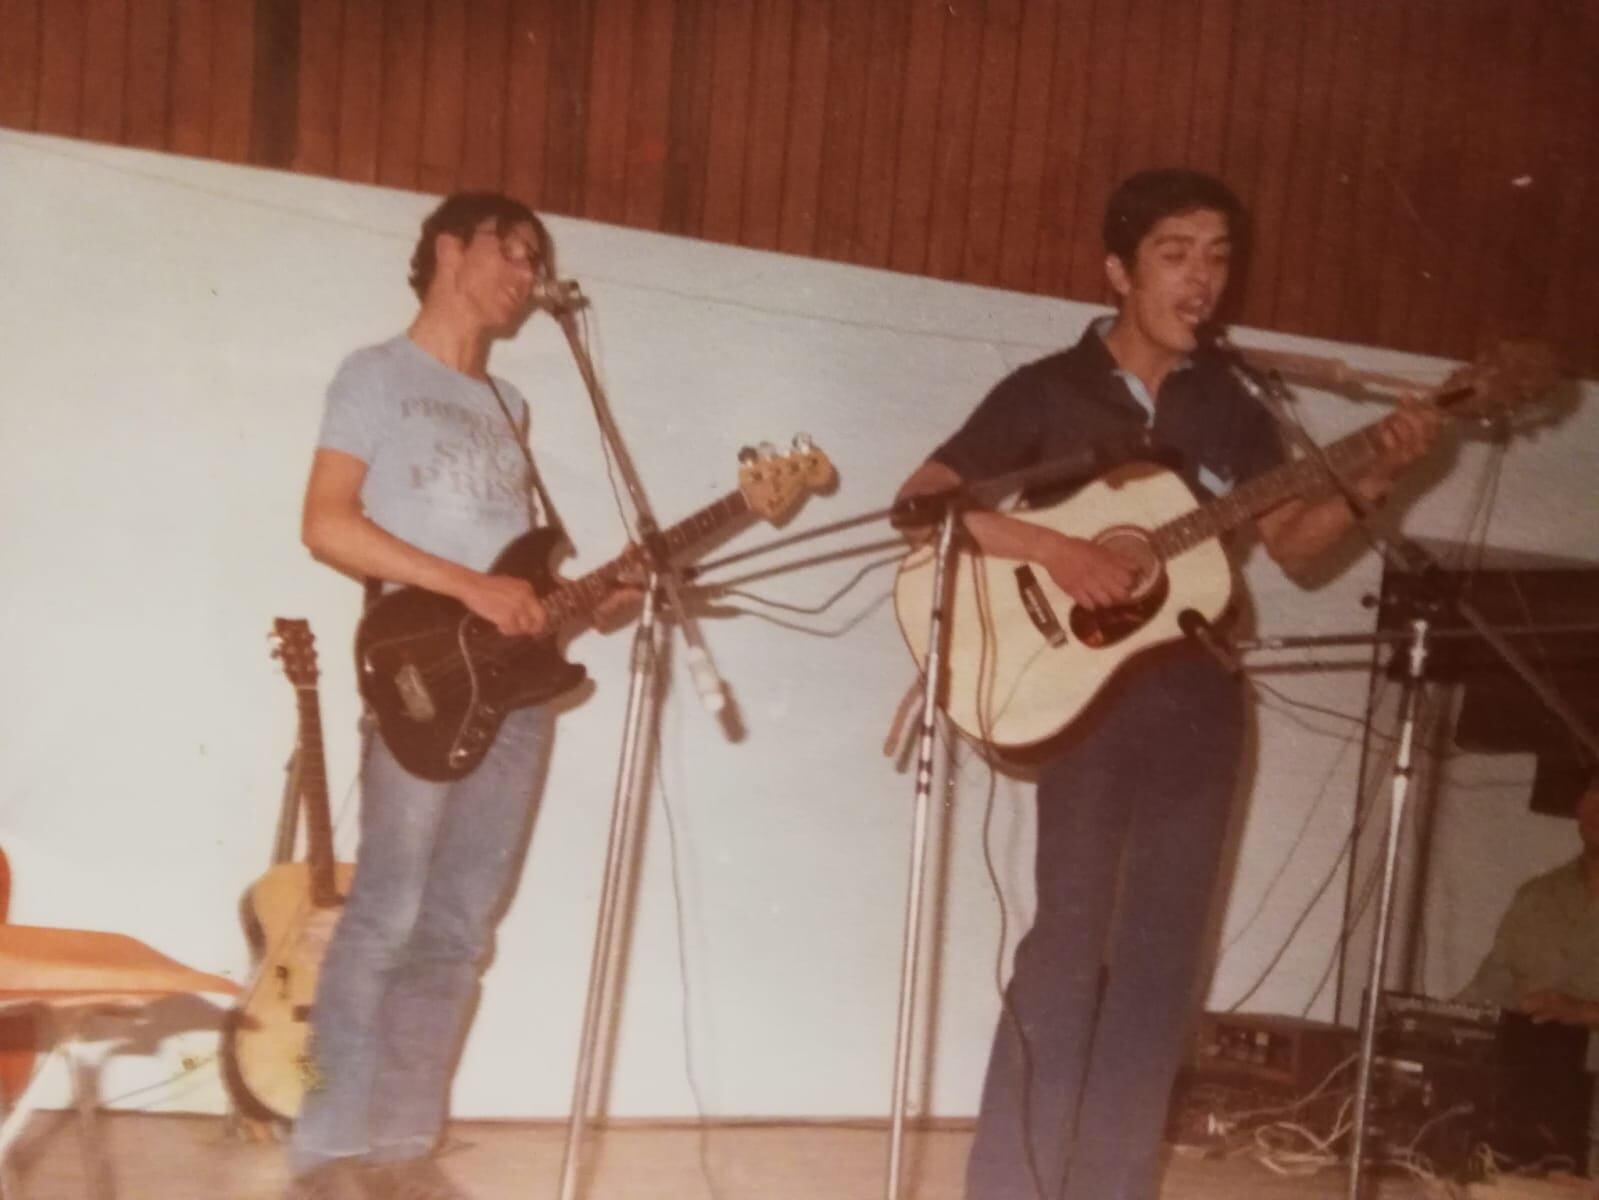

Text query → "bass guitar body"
[894,461,1233,748]
[356,529,587,783]
[223,861,356,1122]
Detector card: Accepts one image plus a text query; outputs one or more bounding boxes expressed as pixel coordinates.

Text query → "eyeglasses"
[470,224,542,272]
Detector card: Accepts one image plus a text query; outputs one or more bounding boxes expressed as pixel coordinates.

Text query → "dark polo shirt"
[932,323,1284,508]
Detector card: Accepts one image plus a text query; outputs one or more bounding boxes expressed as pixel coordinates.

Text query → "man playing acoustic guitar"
[894,168,1439,1200]
[290,193,635,1200]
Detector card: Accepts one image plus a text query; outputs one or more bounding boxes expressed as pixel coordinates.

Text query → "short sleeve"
[317,352,390,464]
[930,365,1046,484]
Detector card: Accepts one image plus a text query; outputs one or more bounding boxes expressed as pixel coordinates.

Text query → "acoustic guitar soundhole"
[1068,526,1168,649]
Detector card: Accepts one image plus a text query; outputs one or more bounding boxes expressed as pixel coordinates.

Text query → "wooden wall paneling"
[333,0,383,183]
[1065,0,1128,301]
[1299,0,1371,340]
[660,0,712,236]
[621,0,675,232]
[210,0,256,162]
[1230,1,1301,327]
[1184,0,1234,175]
[1112,0,1164,185]
[1333,0,1403,350]
[35,0,85,138]
[125,0,175,150]
[1146,0,1200,169]
[738,0,795,250]
[502,0,551,207]
[698,0,756,245]
[774,0,831,257]
[0,0,41,131]
[1461,0,1540,355]
[539,0,595,217]
[1499,3,1582,354]
[960,0,1023,286]
[169,0,213,156]
[251,0,299,168]
[81,0,131,145]
[580,0,634,224]
[1541,3,1599,374]
[294,0,341,174]
[993,0,1055,293]
[1269,0,1337,338]
[885,0,945,276]
[1397,0,1472,358]
[922,1,983,281]
[373,0,424,190]
[1369,0,1445,355]
[813,0,871,263]
[416,0,466,195]
[460,0,512,192]
[853,0,909,269]
[1032,0,1094,299]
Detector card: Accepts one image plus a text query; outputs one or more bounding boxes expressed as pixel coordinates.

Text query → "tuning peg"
[791,433,813,452]
[738,445,759,464]
[758,441,778,459]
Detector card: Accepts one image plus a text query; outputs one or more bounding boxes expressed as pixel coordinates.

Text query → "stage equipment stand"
[885,502,962,1200]
[543,297,730,1200]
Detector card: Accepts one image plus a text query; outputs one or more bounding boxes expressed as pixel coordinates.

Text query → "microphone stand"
[1226,362,1599,1200]
[885,499,962,1200]
[544,299,730,1200]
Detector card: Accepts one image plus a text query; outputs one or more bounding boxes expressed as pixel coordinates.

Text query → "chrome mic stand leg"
[1346,617,1430,1200]
[557,580,666,1200]
[886,509,960,1200]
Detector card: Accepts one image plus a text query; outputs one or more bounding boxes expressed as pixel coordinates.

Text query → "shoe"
[363,1156,471,1200]
[283,1159,373,1200]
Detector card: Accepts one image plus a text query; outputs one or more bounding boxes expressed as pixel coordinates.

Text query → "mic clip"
[1178,608,1241,676]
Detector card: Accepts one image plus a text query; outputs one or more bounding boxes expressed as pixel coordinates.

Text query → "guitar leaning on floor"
[222,618,355,1122]
[358,437,835,782]
[894,342,1562,749]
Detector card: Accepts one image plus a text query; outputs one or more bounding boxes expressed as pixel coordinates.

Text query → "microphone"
[1177,608,1240,676]
[531,276,588,312]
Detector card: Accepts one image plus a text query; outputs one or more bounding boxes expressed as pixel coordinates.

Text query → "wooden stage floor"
[0,1113,1497,1199]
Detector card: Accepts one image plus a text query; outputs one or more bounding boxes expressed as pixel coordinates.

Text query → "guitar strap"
[361,378,571,613]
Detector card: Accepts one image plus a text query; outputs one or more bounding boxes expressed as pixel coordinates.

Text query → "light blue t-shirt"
[317,335,542,574]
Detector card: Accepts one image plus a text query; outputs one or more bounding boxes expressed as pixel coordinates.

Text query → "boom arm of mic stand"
[550,305,732,725]
[1236,365,1599,764]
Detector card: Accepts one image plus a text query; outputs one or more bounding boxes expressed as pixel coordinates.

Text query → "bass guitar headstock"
[737,435,836,524]
[270,617,319,691]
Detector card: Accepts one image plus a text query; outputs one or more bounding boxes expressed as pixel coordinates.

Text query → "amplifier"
[1189,1010,1359,1095]
[1374,992,1590,1175]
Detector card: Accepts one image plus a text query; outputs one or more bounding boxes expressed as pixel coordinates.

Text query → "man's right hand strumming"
[458,572,548,637]
[1039,532,1139,611]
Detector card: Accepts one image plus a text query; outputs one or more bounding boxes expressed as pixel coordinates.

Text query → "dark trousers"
[966,650,1245,1200]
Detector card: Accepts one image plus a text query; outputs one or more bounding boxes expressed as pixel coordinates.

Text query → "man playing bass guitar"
[291,193,635,1200]
[894,168,1439,1200]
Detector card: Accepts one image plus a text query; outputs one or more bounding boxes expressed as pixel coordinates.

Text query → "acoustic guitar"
[894,342,1563,748]
[221,618,355,1121]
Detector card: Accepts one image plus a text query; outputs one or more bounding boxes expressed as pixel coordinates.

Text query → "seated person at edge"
[1459,768,1599,1170]
[894,167,1441,1200]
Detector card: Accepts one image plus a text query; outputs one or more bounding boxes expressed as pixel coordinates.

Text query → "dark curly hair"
[1102,168,1246,267]
[408,192,553,300]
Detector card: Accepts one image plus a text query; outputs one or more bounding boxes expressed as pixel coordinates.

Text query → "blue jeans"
[966,649,1245,1200]
[290,705,554,1173]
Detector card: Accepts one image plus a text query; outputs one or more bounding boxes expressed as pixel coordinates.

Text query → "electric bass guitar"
[894,342,1562,748]
[222,618,354,1121]
[358,437,835,781]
